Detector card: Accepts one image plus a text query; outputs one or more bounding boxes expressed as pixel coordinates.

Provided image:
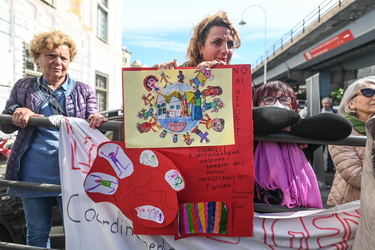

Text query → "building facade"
[122,46,131,67]
[0,0,123,115]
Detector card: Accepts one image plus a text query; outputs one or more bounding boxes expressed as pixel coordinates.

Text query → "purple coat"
[0,77,99,180]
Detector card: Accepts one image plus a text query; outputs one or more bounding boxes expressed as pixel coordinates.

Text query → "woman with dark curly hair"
[154,10,241,70]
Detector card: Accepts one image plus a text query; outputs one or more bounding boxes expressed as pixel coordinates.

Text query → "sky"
[122,0,325,68]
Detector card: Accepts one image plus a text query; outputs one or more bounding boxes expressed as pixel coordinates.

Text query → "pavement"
[321,170,335,208]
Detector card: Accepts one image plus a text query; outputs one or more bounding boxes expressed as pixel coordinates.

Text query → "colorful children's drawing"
[202,86,222,97]
[203,98,224,112]
[139,150,159,167]
[85,141,185,230]
[177,70,185,83]
[119,65,254,238]
[189,67,215,89]
[98,143,133,178]
[135,205,164,224]
[137,117,161,133]
[84,172,119,194]
[165,169,185,191]
[124,68,234,148]
[160,72,170,85]
[180,201,228,234]
[137,107,154,120]
[143,75,160,92]
[199,114,224,132]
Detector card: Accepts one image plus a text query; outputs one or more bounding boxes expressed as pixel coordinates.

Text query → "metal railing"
[0,113,366,190]
[0,113,366,193]
[0,113,366,249]
[253,0,342,69]
[1,113,365,189]
[0,242,58,250]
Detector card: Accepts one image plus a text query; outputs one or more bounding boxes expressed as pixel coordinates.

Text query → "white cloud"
[122,0,234,33]
[125,35,187,52]
[122,0,326,64]
[123,0,322,33]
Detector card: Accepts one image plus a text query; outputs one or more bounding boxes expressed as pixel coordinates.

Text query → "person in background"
[352,76,375,249]
[0,30,107,247]
[321,97,336,113]
[328,76,375,206]
[321,97,336,173]
[153,10,241,70]
[299,100,309,118]
[296,103,302,113]
[252,81,352,208]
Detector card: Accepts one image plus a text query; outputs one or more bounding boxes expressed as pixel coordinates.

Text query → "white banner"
[59,117,360,250]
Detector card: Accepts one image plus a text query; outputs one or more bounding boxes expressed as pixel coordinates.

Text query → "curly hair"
[253,81,298,110]
[29,30,77,63]
[182,11,241,67]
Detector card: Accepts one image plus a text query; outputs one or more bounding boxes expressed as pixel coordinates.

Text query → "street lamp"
[239,4,267,84]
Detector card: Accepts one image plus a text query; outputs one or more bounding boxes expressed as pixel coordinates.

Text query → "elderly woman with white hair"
[328,76,375,206]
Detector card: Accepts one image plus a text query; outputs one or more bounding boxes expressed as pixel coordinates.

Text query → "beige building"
[122,46,131,67]
[0,0,123,113]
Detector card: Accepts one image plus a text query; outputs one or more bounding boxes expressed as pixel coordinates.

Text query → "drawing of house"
[168,96,182,117]
[156,93,167,119]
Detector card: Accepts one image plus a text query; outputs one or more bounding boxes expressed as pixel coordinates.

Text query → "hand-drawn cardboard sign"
[87,65,254,239]
[85,142,184,231]
[123,67,235,148]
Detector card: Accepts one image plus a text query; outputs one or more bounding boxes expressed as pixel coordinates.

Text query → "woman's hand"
[153,58,178,70]
[196,60,225,70]
[281,126,291,132]
[88,113,108,129]
[12,107,44,128]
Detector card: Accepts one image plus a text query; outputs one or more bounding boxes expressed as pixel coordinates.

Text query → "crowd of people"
[152,10,374,248]
[153,10,358,209]
[0,9,374,249]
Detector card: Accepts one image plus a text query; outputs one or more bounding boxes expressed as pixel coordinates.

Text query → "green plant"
[330,88,344,105]
[296,90,306,100]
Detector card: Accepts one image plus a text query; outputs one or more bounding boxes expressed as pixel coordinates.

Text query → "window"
[41,0,55,6]
[95,73,108,111]
[97,0,108,42]
[98,0,108,6]
[23,42,42,77]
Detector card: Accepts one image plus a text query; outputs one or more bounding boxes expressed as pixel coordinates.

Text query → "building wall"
[122,47,131,67]
[358,65,375,79]
[0,0,123,114]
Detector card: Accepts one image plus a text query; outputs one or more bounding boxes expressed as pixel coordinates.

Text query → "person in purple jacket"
[0,30,107,248]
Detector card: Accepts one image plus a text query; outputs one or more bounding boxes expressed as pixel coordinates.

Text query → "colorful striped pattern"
[182,202,228,234]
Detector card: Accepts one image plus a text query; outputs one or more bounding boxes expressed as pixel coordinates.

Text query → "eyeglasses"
[351,88,375,99]
[260,96,293,105]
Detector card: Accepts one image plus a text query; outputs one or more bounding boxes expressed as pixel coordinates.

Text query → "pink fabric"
[255,141,322,208]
